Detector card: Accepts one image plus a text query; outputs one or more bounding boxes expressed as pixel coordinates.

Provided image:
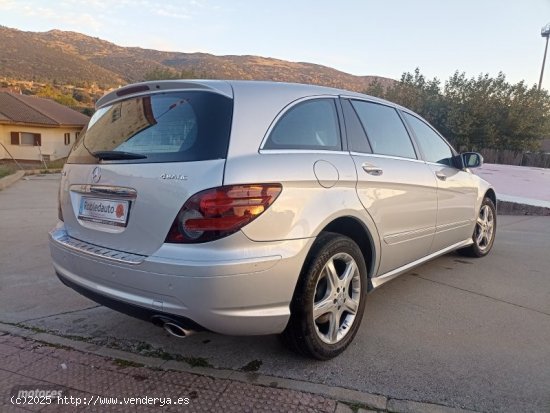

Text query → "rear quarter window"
[263,98,341,151]
[68,91,233,164]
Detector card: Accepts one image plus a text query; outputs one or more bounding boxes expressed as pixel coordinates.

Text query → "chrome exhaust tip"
[163,322,195,338]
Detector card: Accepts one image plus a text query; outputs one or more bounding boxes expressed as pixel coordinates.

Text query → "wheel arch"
[319,216,377,289]
[484,188,497,207]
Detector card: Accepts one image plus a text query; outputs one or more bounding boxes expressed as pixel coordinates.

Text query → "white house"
[0,92,89,162]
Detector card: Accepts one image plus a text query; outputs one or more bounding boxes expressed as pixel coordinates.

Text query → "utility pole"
[539,23,550,90]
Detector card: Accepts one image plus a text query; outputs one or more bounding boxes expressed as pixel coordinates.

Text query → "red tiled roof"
[0,92,89,126]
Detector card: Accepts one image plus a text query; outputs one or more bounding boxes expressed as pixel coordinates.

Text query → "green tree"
[72,89,92,104]
[367,68,449,142]
[365,78,385,98]
[365,69,550,151]
[81,107,95,117]
[37,84,79,107]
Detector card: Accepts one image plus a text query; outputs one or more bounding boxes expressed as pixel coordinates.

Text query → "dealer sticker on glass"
[78,197,129,227]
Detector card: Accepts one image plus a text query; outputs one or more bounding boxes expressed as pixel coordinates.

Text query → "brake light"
[165,183,282,243]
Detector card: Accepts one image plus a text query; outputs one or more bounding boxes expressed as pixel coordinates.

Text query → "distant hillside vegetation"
[0,26,394,91]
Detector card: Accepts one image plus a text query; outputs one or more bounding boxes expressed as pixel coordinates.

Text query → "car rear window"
[67,91,233,164]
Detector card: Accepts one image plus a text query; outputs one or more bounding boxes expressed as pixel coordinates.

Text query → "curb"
[0,322,479,413]
[0,170,25,191]
[497,200,550,216]
[24,168,63,175]
[0,169,63,191]
[386,399,478,413]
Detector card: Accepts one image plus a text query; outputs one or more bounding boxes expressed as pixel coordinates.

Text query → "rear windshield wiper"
[92,151,147,160]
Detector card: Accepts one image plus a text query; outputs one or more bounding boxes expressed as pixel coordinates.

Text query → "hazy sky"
[1,0,550,90]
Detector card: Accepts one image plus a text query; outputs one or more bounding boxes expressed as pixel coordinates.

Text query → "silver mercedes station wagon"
[49,80,496,359]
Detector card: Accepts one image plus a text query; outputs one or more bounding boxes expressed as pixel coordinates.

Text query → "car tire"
[280,232,368,360]
[458,197,497,258]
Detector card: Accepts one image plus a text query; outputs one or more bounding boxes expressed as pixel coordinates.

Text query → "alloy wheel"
[312,252,361,344]
[475,204,495,251]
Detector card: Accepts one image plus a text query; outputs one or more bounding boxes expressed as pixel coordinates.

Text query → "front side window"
[351,100,416,159]
[67,91,233,164]
[402,112,453,166]
[264,99,341,151]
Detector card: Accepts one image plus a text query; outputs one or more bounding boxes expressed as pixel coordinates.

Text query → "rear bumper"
[49,224,313,335]
[56,272,205,331]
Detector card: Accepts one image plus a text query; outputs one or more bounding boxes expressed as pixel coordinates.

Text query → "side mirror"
[462,152,483,169]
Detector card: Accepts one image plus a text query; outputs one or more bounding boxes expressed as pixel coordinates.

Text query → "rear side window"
[264,99,341,151]
[351,100,416,159]
[402,112,453,166]
[341,99,371,153]
[67,91,233,164]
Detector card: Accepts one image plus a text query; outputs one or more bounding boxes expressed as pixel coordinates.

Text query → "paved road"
[1,175,549,412]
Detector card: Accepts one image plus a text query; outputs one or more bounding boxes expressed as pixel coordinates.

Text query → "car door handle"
[435,172,447,181]
[361,163,383,176]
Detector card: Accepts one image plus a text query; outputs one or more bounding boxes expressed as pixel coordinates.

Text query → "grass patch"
[239,359,263,372]
[63,334,90,342]
[15,324,49,334]
[180,356,212,368]
[37,341,73,351]
[0,157,66,175]
[5,321,214,369]
[135,342,153,352]
[137,346,174,361]
[0,165,16,179]
[345,402,373,413]
[134,341,212,367]
[113,358,144,369]
[45,158,67,170]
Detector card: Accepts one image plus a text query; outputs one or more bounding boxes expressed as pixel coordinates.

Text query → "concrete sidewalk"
[0,333,341,413]
[0,327,484,413]
[474,163,550,213]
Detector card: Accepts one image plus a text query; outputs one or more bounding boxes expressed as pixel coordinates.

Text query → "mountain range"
[0,26,393,92]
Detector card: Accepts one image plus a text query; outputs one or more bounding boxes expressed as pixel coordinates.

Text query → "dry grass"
[45,157,67,170]
[0,157,66,176]
[0,164,17,179]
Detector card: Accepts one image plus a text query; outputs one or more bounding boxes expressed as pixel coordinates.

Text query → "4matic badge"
[160,173,187,180]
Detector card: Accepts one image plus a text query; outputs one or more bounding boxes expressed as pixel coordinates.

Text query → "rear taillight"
[165,183,282,243]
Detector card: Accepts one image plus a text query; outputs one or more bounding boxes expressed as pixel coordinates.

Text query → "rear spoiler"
[96,80,233,108]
